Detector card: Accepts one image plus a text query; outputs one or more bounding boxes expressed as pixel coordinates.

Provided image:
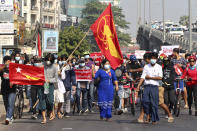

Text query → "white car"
[168,27,184,37]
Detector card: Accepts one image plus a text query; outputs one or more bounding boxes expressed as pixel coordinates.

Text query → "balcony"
[42,23,55,29]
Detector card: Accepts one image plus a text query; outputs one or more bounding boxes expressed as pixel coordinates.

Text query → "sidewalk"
[0,95,6,122]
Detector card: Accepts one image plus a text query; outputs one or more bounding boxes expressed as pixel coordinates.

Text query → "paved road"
[0,106,197,131]
[184,32,197,43]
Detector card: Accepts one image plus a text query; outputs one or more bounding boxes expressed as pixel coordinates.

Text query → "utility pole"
[149,0,151,26]
[40,0,43,56]
[162,0,166,43]
[189,0,192,52]
[144,0,146,24]
[138,0,142,26]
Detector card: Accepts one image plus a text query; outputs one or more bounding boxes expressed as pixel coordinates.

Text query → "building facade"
[23,0,60,31]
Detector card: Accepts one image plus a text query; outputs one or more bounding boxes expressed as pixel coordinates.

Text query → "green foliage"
[58,26,90,57]
[80,1,131,51]
[179,16,189,26]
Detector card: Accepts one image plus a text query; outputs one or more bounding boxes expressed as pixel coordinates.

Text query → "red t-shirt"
[182,66,197,86]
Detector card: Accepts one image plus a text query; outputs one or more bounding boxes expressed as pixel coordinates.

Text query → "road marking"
[62,128,73,130]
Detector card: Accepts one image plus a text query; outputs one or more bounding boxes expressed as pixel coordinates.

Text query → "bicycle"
[13,85,25,119]
[173,78,184,117]
[128,78,138,116]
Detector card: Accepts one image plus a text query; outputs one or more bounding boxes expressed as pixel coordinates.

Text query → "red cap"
[188,56,196,61]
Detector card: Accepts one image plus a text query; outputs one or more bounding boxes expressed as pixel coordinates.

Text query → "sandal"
[49,115,55,121]
[168,117,174,123]
[137,119,144,123]
[41,119,47,124]
[57,113,63,119]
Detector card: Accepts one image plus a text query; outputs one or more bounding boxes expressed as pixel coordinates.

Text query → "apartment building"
[23,0,60,31]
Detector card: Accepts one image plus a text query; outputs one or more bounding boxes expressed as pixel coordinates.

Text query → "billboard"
[43,30,59,52]
[0,0,13,10]
[0,35,14,46]
[0,23,14,34]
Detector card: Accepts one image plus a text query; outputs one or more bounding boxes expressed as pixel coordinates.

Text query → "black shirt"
[115,65,127,83]
[126,61,142,80]
[162,64,176,89]
[0,67,16,95]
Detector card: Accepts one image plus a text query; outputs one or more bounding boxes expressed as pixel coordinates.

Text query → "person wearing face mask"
[84,54,95,113]
[38,54,57,124]
[61,59,76,118]
[114,55,130,114]
[75,60,90,114]
[162,57,175,121]
[181,56,197,116]
[30,58,44,120]
[136,52,163,124]
[171,48,188,109]
[0,56,16,125]
[94,59,118,121]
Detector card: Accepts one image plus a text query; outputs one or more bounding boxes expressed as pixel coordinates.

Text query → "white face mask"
[150,59,157,65]
[46,61,51,65]
[104,64,111,70]
[15,57,20,61]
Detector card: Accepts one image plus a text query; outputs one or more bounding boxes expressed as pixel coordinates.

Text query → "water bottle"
[44,83,49,94]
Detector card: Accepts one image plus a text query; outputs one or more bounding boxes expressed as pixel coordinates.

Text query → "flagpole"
[67,28,90,61]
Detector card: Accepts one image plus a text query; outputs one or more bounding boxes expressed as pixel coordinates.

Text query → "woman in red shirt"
[181,56,197,116]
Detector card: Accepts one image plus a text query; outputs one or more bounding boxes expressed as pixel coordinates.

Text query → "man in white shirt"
[137,52,162,124]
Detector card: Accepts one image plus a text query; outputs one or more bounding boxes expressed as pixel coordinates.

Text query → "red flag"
[90,3,123,69]
[37,33,42,57]
[9,63,45,86]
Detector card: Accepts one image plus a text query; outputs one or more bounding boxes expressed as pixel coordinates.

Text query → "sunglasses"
[189,60,196,62]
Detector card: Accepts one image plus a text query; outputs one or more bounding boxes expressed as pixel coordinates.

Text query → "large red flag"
[90,3,123,69]
[9,63,45,86]
[37,33,42,57]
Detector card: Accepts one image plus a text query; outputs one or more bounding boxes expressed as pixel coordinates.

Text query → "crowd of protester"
[0,48,197,125]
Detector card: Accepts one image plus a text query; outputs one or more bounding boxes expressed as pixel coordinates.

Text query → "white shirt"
[141,63,163,86]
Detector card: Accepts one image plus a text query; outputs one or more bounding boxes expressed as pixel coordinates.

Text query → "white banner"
[0,0,13,10]
[0,35,14,46]
[161,45,180,56]
[135,50,146,59]
[60,14,67,21]
[0,23,14,34]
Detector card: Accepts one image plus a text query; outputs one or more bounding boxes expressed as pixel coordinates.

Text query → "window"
[43,16,48,23]
[31,14,36,24]
[24,13,27,23]
[49,16,53,24]
[49,2,53,8]
[24,0,27,6]
[44,1,48,8]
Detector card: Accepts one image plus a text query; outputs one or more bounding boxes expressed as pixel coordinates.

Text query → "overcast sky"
[120,0,197,38]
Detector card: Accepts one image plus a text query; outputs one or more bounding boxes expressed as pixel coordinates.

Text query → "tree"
[80,1,131,52]
[58,26,90,57]
[179,16,189,26]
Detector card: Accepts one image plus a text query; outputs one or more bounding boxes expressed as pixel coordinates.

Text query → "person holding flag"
[0,56,16,125]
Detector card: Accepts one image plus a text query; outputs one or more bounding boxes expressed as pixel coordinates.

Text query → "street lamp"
[162,0,166,43]
[149,0,151,26]
[189,0,192,52]
[144,0,146,24]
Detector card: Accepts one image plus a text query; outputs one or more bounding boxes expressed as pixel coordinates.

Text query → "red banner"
[90,52,103,65]
[75,69,92,82]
